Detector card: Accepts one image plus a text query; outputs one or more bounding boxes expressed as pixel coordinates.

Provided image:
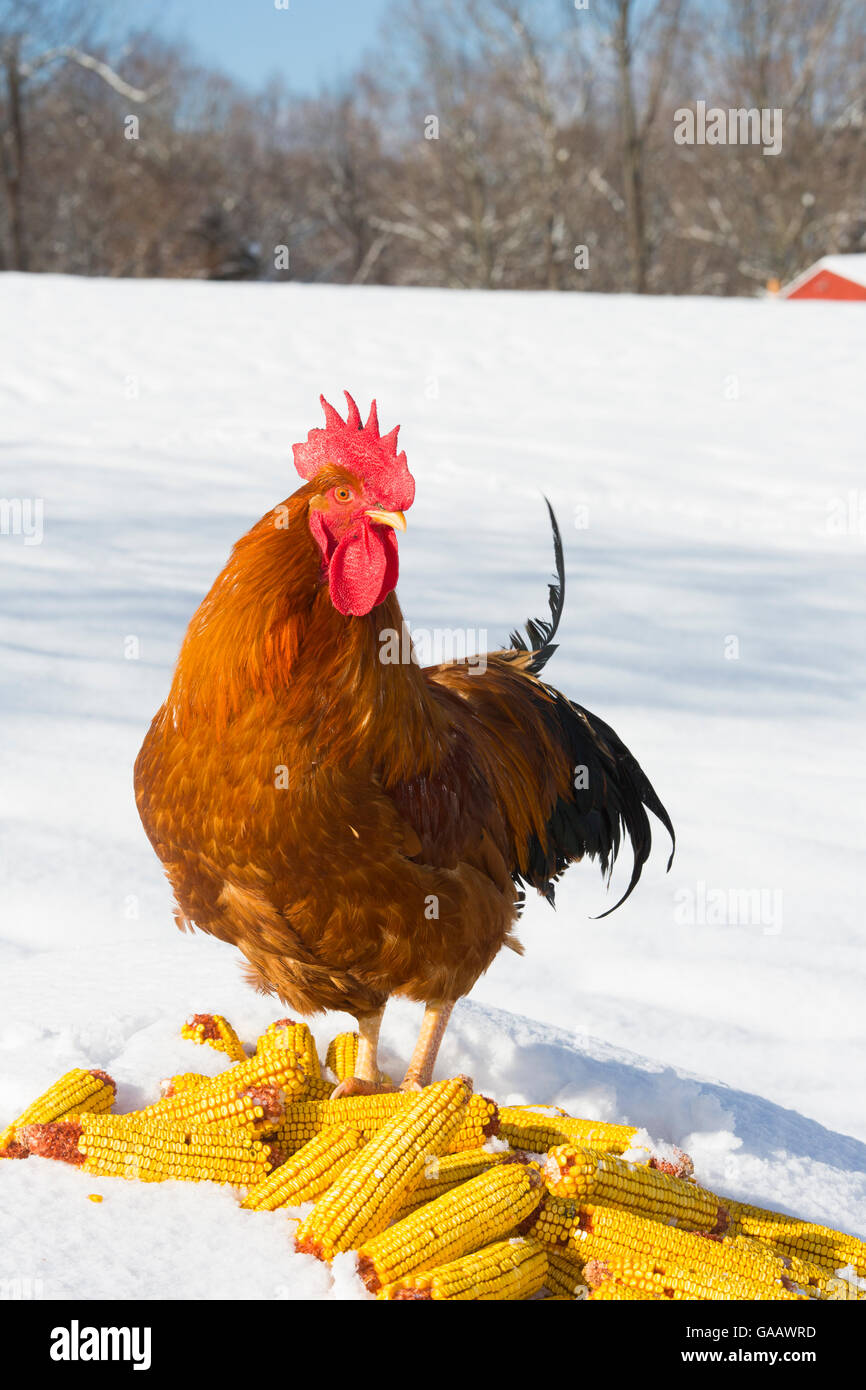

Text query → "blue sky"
[111,0,394,95]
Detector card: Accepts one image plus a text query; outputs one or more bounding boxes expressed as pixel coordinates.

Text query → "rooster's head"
[293,391,415,617]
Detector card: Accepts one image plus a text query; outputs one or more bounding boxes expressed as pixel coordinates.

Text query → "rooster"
[135,392,674,1094]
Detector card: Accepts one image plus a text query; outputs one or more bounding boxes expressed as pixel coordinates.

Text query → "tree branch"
[20,45,161,102]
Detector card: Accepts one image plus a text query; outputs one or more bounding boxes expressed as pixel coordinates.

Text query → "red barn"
[781,255,866,301]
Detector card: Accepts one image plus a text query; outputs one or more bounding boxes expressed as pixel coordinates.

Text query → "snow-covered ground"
[1,274,864,1298]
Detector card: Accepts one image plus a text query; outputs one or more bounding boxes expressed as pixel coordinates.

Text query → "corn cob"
[583,1254,804,1302]
[256,1018,319,1073]
[324,1031,392,1089]
[379,1237,548,1301]
[32,1108,275,1151]
[394,1147,511,1217]
[275,1090,498,1157]
[325,1032,359,1082]
[645,1147,695,1179]
[256,1020,331,1098]
[543,1144,727,1233]
[295,1076,472,1261]
[447,1093,499,1151]
[589,1282,662,1301]
[25,1114,277,1186]
[140,1081,286,1138]
[82,1128,276,1187]
[306,1078,338,1099]
[159,1072,209,1098]
[529,1199,811,1298]
[725,1198,866,1280]
[275,1094,408,1154]
[826,1273,866,1301]
[181,1013,247,1063]
[240,1126,366,1211]
[140,1048,307,1132]
[544,1248,587,1299]
[1,1069,116,1158]
[358,1158,543,1292]
[498,1105,636,1156]
[728,1234,830,1297]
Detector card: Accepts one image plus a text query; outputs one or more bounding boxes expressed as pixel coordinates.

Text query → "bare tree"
[667,0,866,290]
[585,0,687,293]
[1,0,864,294]
[375,0,581,288]
[303,91,394,284]
[458,0,591,288]
[0,0,158,268]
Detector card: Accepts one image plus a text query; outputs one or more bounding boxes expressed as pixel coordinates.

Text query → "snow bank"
[1,274,863,1296]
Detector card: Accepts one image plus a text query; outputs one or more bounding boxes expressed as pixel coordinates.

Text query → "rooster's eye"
[333,486,353,503]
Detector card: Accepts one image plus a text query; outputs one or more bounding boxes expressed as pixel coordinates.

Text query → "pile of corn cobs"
[2,1013,864,1301]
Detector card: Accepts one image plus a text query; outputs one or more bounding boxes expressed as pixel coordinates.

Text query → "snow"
[1,273,864,1298]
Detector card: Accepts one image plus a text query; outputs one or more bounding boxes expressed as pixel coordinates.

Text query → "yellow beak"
[365,508,407,532]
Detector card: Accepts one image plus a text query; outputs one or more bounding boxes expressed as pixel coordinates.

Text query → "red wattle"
[328,519,399,616]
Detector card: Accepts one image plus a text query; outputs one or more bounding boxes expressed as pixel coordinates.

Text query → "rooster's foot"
[330,1076,395,1099]
[398,1000,456,1094]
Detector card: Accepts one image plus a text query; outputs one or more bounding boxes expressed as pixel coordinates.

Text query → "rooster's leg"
[400,999,455,1092]
[330,1005,393,1098]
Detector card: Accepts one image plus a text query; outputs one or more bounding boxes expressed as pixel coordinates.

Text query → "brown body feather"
[135,484,673,1017]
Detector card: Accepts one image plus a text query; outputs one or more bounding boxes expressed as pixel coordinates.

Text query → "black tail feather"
[506,497,674,915]
[513,692,675,916]
[508,498,565,675]
[576,701,676,918]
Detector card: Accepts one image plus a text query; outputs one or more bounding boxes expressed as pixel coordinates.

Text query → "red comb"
[292,391,415,511]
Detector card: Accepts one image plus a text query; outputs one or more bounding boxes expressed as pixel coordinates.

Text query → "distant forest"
[2,0,865,294]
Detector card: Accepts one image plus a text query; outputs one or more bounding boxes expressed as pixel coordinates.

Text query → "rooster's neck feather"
[162,491,445,782]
